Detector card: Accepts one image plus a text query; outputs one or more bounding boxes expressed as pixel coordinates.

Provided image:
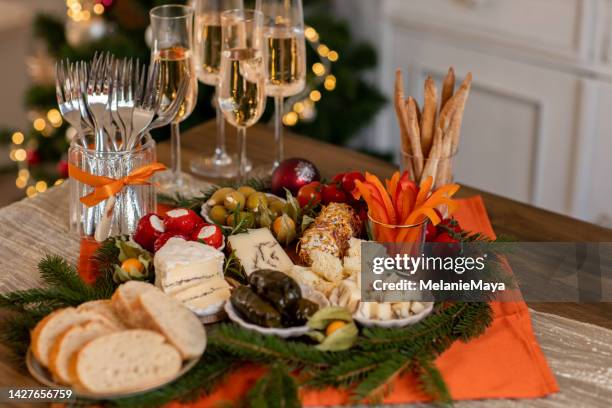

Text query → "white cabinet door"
[384,28,580,215]
[572,79,612,227]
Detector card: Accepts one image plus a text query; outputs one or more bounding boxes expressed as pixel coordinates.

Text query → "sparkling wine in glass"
[218,9,266,181]
[257,0,306,169]
[150,4,199,194]
[191,0,249,179]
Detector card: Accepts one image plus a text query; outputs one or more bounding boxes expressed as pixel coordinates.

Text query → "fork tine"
[55,61,65,105]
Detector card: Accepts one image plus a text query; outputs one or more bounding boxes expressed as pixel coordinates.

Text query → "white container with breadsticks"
[395,67,472,189]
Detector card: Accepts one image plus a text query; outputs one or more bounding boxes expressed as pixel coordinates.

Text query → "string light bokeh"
[281,25,338,127]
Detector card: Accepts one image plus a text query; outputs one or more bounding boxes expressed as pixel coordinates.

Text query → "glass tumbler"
[400,150,458,189]
[69,135,157,241]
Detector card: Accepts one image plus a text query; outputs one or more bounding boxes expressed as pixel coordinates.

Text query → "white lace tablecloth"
[1,185,611,407]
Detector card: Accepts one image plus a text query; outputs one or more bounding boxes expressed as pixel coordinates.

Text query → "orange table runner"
[78,196,559,406]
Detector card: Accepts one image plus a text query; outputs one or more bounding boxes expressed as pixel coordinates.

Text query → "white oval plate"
[26,347,201,400]
[353,302,434,328]
[201,193,285,230]
[225,285,329,338]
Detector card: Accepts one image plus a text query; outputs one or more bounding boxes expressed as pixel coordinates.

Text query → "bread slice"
[48,321,116,385]
[72,330,182,394]
[31,307,108,367]
[77,300,127,330]
[111,281,159,327]
[136,290,206,359]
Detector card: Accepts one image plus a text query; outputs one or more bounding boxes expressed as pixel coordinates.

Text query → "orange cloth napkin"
[77,196,559,406]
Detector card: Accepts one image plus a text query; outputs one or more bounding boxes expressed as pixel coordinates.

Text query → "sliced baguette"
[111,281,159,327]
[72,329,182,394]
[77,300,127,330]
[48,321,117,385]
[135,290,206,359]
[31,307,109,367]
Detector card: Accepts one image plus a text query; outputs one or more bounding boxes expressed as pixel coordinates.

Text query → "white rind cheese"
[154,238,227,314]
[227,228,293,275]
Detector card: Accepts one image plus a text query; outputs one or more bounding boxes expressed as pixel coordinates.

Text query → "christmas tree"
[2,0,385,198]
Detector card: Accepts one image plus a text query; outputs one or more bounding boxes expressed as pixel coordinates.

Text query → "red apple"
[191,224,224,249]
[133,213,165,252]
[154,233,189,252]
[163,208,204,235]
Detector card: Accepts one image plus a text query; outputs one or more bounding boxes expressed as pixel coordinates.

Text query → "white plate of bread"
[27,281,206,399]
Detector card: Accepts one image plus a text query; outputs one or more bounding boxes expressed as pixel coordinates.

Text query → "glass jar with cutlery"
[56,52,187,240]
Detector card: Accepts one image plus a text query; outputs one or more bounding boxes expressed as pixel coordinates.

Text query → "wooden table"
[171,120,612,329]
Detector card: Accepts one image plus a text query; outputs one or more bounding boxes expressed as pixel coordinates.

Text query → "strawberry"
[154,233,189,252]
[191,224,224,249]
[163,208,204,235]
[133,213,165,252]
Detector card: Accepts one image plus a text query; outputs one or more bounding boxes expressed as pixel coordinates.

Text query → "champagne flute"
[150,4,199,193]
[218,9,266,181]
[191,0,248,178]
[257,0,306,169]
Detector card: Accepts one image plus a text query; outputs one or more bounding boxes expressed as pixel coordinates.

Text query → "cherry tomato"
[322,184,347,205]
[341,172,365,194]
[331,172,346,185]
[297,182,322,208]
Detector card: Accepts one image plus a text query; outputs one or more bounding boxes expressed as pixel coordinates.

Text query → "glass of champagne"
[150,4,199,194]
[218,9,266,181]
[257,0,306,169]
[191,0,248,179]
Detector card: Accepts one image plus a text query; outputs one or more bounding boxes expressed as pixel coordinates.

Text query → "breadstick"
[441,67,455,111]
[437,127,454,187]
[409,98,422,125]
[394,70,411,155]
[420,76,437,157]
[422,124,442,183]
[406,97,424,180]
[449,72,472,153]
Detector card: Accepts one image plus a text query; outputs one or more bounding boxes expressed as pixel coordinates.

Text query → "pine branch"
[243,364,300,408]
[352,355,412,403]
[306,352,392,389]
[210,324,343,368]
[416,358,453,407]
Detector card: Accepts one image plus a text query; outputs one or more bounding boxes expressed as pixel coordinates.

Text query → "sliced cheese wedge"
[170,277,231,314]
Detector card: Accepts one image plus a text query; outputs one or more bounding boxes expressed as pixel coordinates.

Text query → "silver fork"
[112,58,138,149]
[86,52,112,151]
[56,60,91,146]
[128,59,161,149]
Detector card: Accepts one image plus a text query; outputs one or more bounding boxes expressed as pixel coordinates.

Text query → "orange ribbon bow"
[68,162,167,207]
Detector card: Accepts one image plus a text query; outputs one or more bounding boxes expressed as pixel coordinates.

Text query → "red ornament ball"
[56,160,69,178]
[271,158,321,196]
[26,149,42,166]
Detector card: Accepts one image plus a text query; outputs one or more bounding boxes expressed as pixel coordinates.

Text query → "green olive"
[268,200,285,217]
[224,191,246,211]
[227,212,255,228]
[246,192,268,211]
[207,187,235,206]
[209,205,228,225]
[237,186,257,198]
